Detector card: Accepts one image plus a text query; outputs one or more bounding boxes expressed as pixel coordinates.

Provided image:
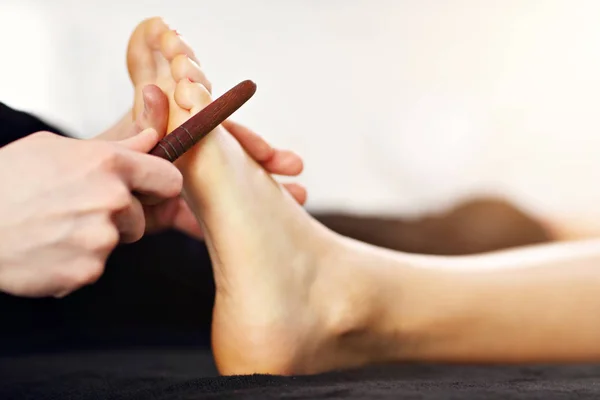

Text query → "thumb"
[118,127,160,153]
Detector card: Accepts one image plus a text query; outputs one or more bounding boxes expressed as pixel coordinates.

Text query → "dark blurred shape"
[314,198,552,255]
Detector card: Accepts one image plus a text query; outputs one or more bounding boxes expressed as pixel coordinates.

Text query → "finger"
[117,127,183,205]
[146,197,204,239]
[118,127,162,153]
[222,120,304,175]
[282,182,308,205]
[222,119,275,162]
[261,149,304,176]
[113,196,146,243]
[144,196,181,233]
[115,142,183,204]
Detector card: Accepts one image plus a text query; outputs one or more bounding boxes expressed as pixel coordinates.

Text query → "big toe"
[126,17,169,85]
[127,17,170,117]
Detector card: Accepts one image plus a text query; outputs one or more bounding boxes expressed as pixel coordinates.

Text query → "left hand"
[95,84,307,239]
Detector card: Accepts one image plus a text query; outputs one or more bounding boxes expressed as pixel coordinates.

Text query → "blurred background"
[3,0,600,242]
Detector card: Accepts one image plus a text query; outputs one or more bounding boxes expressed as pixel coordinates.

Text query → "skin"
[0,128,181,298]
[145,16,600,376]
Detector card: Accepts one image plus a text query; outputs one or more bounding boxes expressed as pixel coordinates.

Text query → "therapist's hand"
[0,129,182,298]
[99,84,307,239]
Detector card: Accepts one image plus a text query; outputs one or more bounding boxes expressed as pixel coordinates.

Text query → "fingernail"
[173,29,182,36]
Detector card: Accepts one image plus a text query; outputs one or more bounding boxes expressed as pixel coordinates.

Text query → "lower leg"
[328,236,600,366]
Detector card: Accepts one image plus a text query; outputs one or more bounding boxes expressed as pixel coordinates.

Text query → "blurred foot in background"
[315,197,553,255]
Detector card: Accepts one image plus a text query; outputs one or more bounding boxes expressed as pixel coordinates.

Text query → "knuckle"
[53,268,83,293]
[83,261,105,285]
[94,225,120,253]
[68,260,105,288]
[94,178,131,211]
[75,220,119,253]
[107,183,132,210]
[33,130,54,139]
[97,144,122,172]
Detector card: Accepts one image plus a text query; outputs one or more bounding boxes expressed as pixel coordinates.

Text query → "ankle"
[321,238,469,366]
[310,235,410,367]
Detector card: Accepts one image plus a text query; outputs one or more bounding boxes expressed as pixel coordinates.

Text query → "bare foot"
[101,18,600,373]
[139,23,384,374]
[125,17,307,206]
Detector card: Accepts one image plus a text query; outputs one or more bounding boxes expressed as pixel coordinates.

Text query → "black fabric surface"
[2,348,600,399]
[2,102,600,398]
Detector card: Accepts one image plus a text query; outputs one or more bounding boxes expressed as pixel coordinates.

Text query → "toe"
[145,17,170,51]
[170,54,212,93]
[126,17,169,85]
[174,79,212,112]
[160,29,199,64]
[127,17,171,117]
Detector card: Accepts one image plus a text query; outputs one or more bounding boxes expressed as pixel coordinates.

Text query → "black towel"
[2,348,600,399]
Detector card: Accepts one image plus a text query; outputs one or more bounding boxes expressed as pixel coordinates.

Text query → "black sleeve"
[0,102,70,147]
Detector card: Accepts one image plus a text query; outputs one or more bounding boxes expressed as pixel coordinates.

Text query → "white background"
[2,0,600,222]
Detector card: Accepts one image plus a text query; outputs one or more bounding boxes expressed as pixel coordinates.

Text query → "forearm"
[398,240,600,363]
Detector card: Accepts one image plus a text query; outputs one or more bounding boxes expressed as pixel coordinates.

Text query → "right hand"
[0,129,182,298]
